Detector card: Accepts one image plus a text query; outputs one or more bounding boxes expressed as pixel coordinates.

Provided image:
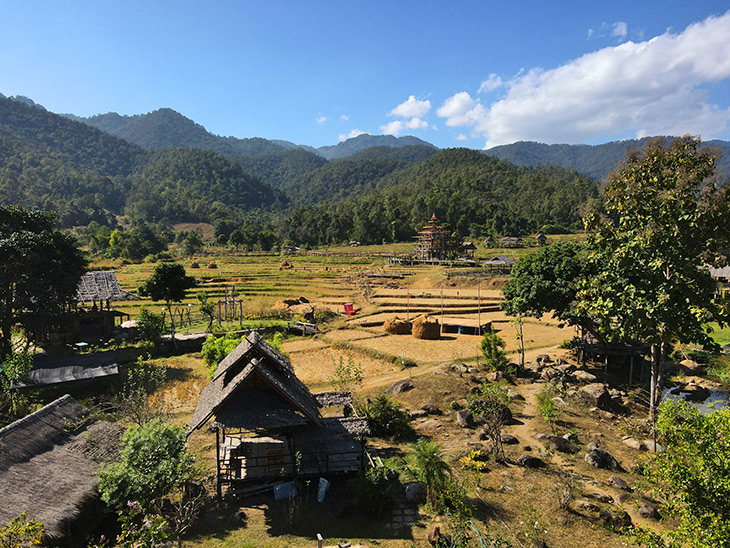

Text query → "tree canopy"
[0,206,86,360]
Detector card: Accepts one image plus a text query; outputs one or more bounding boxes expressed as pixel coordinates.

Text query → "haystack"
[279,261,293,270]
[412,315,440,340]
[384,316,412,335]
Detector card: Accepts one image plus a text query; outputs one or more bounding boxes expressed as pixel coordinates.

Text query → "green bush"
[201,332,244,376]
[357,395,411,439]
[136,306,166,347]
[536,383,561,432]
[353,467,394,516]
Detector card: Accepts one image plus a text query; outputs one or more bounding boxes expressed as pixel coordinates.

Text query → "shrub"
[329,354,364,393]
[536,383,562,432]
[480,331,515,379]
[353,467,394,516]
[201,332,243,376]
[459,449,490,472]
[469,382,511,459]
[136,306,166,347]
[358,395,411,439]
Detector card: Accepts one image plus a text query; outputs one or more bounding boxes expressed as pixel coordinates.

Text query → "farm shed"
[0,395,124,547]
[188,332,368,497]
[484,255,515,273]
[72,271,139,341]
[19,350,120,389]
[500,236,524,248]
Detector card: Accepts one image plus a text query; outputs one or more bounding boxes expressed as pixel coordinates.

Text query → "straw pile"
[279,261,293,270]
[383,316,412,335]
[412,315,440,340]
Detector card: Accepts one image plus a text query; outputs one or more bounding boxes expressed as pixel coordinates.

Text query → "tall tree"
[576,137,730,420]
[0,206,86,361]
[138,263,196,345]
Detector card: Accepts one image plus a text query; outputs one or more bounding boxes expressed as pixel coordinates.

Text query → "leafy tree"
[576,137,730,420]
[135,305,166,348]
[201,332,243,376]
[98,419,197,510]
[0,342,34,421]
[0,206,86,361]
[479,331,510,374]
[117,355,167,425]
[0,511,44,548]
[180,229,204,257]
[408,438,452,505]
[358,395,411,439]
[641,400,730,547]
[138,263,196,345]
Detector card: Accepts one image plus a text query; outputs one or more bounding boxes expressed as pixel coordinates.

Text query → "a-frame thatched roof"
[189,332,322,433]
[0,395,124,542]
[76,270,138,302]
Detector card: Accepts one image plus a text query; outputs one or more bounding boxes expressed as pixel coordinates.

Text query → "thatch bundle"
[279,261,293,270]
[383,316,412,335]
[412,315,440,340]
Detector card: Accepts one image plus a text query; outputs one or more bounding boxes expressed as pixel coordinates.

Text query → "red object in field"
[344,303,355,316]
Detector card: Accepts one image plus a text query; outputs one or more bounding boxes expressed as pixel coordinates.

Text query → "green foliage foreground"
[640,400,730,548]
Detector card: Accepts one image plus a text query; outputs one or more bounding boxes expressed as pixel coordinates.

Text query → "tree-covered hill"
[485,138,730,181]
[76,108,289,157]
[279,148,599,246]
[125,148,288,224]
[316,133,437,160]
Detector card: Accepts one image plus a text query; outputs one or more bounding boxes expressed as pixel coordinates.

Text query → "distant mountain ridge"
[485,138,730,180]
[68,107,440,160]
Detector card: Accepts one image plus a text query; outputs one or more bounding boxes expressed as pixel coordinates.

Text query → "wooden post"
[629,355,634,389]
[215,427,222,500]
[440,282,444,335]
[604,354,609,381]
[317,533,323,548]
[477,279,481,336]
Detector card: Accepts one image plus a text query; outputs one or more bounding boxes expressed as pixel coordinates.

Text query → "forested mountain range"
[485,138,730,181]
[3,92,727,253]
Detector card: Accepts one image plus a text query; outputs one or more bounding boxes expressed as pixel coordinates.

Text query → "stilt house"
[188,332,368,496]
[414,214,461,261]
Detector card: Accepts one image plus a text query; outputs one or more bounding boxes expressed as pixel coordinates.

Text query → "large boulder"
[517,455,545,468]
[638,502,661,519]
[682,383,711,402]
[585,448,623,471]
[579,383,613,410]
[403,481,427,504]
[457,409,474,428]
[573,370,598,383]
[387,378,414,394]
[543,434,578,454]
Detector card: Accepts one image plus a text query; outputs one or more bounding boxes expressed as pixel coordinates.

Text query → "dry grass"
[288,346,400,387]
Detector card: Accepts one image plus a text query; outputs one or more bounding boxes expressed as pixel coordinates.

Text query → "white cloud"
[612,21,628,39]
[338,129,366,141]
[340,114,350,121]
[380,117,428,136]
[437,11,730,148]
[478,74,503,93]
[455,133,468,141]
[315,116,327,124]
[387,95,431,118]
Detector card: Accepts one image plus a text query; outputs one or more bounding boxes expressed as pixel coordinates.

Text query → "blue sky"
[2,1,730,149]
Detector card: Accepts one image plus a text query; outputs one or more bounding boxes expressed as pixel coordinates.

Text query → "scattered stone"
[536,354,552,364]
[555,363,575,374]
[507,389,525,401]
[421,403,442,415]
[457,409,474,428]
[552,396,568,407]
[617,493,631,504]
[599,509,632,527]
[573,370,598,383]
[403,481,427,504]
[523,445,532,451]
[678,359,705,375]
[500,432,519,445]
[517,455,545,468]
[579,383,613,410]
[499,485,514,493]
[563,432,579,444]
[486,371,505,382]
[683,383,711,402]
[642,439,664,453]
[586,441,599,452]
[638,502,661,519]
[575,500,599,512]
[543,434,577,454]
[622,436,646,451]
[585,448,623,471]
[554,358,566,366]
[387,378,414,394]
[587,491,613,503]
[609,475,631,491]
[410,410,428,419]
[541,367,560,381]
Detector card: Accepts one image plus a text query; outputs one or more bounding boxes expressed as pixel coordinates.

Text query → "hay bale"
[208,262,218,269]
[279,261,293,270]
[412,315,440,340]
[190,262,200,269]
[384,316,412,335]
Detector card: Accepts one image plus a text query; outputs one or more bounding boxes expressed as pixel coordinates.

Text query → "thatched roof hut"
[189,332,368,495]
[0,395,124,545]
[76,271,138,304]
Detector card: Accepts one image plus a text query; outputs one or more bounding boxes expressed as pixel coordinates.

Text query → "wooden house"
[484,255,515,274]
[72,271,139,341]
[0,395,124,547]
[500,236,524,248]
[188,332,368,497]
[535,233,547,246]
[461,241,477,258]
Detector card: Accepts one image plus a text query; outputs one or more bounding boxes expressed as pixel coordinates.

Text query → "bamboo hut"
[0,395,124,546]
[188,332,368,497]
